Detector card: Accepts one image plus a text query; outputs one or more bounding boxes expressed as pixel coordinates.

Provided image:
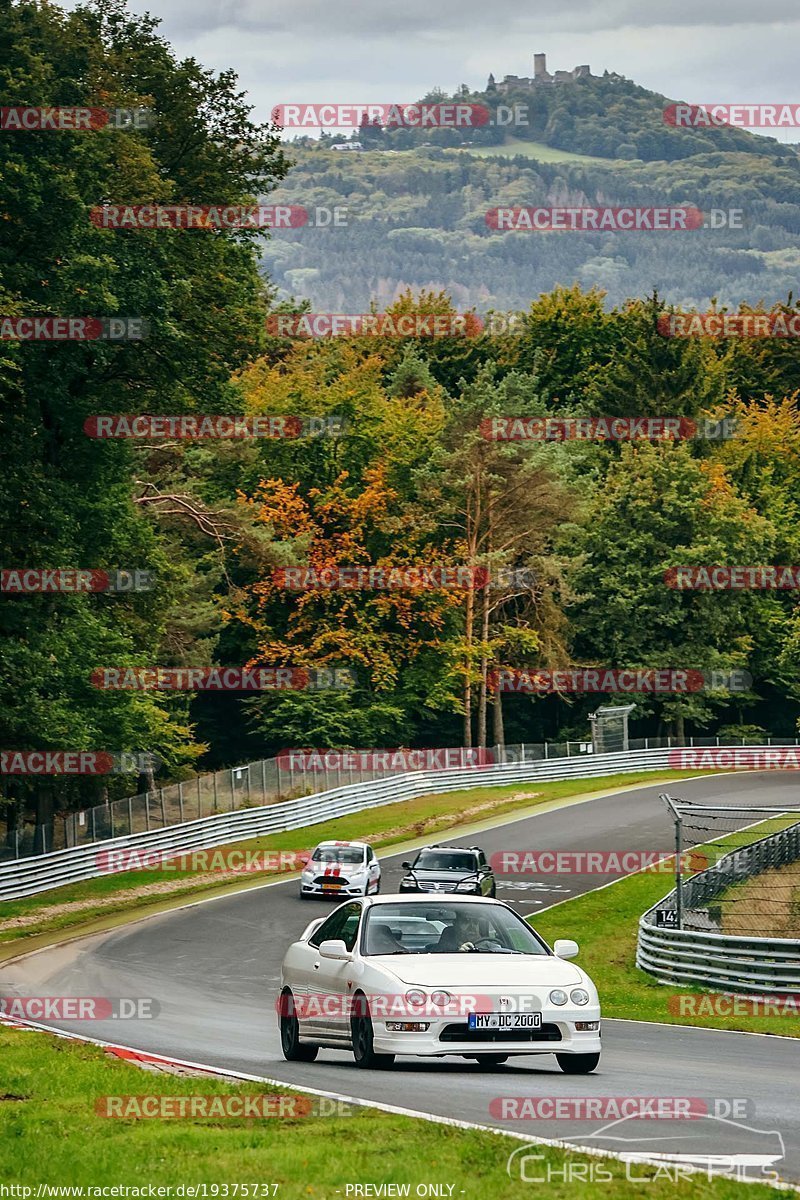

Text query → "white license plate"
[468,1012,542,1030]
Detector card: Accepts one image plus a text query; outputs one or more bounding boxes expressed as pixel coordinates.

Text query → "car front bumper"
[371,1012,601,1057]
[300,880,370,898]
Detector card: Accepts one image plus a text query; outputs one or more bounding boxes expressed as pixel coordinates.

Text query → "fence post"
[246,766,251,805]
[674,810,683,930]
[229,769,235,811]
[90,807,96,844]
[128,796,133,835]
[197,776,202,818]
[109,804,115,839]
[261,759,268,804]
[544,742,549,760]
[160,789,166,826]
[14,827,20,859]
[213,772,218,814]
[145,796,150,831]
[178,782,184,823]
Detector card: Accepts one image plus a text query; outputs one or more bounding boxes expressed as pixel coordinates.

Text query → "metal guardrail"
[637,820,800,995]
[0,743,695,902]
[5,733,797,863]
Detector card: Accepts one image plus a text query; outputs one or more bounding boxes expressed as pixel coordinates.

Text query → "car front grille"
[438,1023,562,1044]
[313,875,348,885]
[417,881,457,892]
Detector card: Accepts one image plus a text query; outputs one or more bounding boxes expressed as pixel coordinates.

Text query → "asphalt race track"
[3,772,800,1182]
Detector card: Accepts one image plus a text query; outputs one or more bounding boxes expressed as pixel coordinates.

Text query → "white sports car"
[299,840,381,899]
[278,894,601,1071]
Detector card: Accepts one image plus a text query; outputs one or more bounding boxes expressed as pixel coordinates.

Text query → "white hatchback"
[299,840,381,900]
[278,894,601,1071]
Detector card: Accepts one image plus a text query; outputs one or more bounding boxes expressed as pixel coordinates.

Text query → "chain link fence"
[3,733,798,864]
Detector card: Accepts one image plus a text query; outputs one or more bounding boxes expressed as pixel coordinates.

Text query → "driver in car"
[434,912,499,952]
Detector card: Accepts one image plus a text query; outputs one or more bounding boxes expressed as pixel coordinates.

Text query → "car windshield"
[362,902,550,955]
[413,850,477,872]
[312,847,364,864]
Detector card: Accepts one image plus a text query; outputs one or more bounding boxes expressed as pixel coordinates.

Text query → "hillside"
[260,71,800,311]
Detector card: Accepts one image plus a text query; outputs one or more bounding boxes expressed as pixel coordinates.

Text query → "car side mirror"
[318,939,351,960]
[553,939,579,959]
[401,861,412,869]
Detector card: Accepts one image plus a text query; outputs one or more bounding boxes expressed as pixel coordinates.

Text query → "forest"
[4,0,800,830]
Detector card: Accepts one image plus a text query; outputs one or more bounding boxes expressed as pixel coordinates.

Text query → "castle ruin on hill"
[487,53,612,94]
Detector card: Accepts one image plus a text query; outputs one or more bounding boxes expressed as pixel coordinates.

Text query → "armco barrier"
[637,820,800,995]
[0,742,794,904]
[0,743,696,901]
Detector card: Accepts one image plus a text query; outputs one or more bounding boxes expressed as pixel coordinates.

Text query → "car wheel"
[299,892,311,900]
[556,1052,600,1074]
[351,993,394,1069]
[279,990,318,1062]
[474,1055,508,1068]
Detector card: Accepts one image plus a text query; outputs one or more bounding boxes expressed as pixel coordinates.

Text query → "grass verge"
[533,820,800,1038]
[0,1022,784,1197]
[0,769,701,953]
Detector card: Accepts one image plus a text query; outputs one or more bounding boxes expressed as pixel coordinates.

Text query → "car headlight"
[570,988,590,1006]
[405,989,427,1007]
[301,868,313,878]
[456,879,480,891]
[549,989,568,1006]
[430,990,451,1007]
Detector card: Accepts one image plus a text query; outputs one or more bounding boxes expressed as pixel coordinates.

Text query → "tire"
[299,891,311,900]
[474,1055,508,1068]
[557,1052,600,1074]
[279,990,318,1062]
[351,994,394,1069]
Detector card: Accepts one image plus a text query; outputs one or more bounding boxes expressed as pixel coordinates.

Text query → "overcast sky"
[80,0,800,141]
